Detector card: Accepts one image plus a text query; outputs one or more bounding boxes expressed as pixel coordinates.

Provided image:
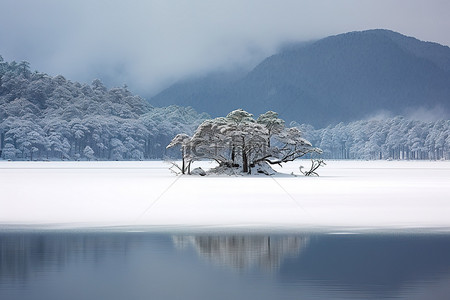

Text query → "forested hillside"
[0,56,207,160]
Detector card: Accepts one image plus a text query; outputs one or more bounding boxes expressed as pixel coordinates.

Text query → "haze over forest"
[1,1,450,96]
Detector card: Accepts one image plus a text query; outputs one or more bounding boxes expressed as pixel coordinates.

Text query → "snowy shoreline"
[1,160,449,233]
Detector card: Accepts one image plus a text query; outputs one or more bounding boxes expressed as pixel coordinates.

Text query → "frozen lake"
[1,160,449,232]
[1,160,450,299]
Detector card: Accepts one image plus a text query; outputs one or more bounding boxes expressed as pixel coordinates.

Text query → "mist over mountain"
[150,29,450,127]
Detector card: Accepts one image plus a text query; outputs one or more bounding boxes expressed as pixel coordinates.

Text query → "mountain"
[150,29,450,127]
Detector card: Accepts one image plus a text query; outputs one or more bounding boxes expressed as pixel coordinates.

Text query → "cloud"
[404,106,450,122]
[1,0,449,96]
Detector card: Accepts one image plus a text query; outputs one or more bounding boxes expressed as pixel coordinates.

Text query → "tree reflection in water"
[172,235,309,271]
[1,232,450,300]
[0,233,132,284]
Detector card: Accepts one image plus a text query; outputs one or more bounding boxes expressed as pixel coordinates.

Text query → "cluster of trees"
[167,109,321,174]
[0,56,207,160]
[294,117,450,160]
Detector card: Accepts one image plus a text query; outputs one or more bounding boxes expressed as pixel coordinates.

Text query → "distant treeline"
[294,117,450,160]
[1,56,449,161]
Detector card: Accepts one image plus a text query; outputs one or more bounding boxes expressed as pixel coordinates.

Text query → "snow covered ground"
[1,160,449,233]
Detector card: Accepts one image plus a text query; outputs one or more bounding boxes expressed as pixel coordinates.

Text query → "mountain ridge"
[150,29,450,127]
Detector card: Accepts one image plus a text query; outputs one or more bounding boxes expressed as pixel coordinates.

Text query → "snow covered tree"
[167,109,322,175]
[1,143,19,160]
[110,138,127,160]
[83,145,95,161]
[166,133,191,174]
[256,111,285,147]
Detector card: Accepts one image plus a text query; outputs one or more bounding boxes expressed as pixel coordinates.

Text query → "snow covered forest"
[1,56,449,161]
[294,117,450,160]
[0,57,207,160]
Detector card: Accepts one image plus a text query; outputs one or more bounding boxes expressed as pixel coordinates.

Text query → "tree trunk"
[242,136,248,173]
[231,146,235,163]
[181,147,185,175]
[242,150,248,173]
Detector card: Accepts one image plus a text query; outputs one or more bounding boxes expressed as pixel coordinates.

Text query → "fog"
[1,0,449,96]
[365,105,450,123]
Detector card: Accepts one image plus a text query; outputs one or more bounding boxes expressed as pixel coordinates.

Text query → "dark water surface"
[1,231,450,300]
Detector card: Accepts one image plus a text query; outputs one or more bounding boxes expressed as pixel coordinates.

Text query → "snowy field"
[1,160,449,233]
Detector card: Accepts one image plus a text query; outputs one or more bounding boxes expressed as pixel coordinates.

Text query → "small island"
[167,109,322,176]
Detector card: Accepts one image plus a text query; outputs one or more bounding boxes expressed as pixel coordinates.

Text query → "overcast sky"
[1,0,449,96]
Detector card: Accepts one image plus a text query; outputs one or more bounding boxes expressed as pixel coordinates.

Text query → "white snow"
[1,160,449,232]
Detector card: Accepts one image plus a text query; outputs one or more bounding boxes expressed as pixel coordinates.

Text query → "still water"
[1,231,449,300]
